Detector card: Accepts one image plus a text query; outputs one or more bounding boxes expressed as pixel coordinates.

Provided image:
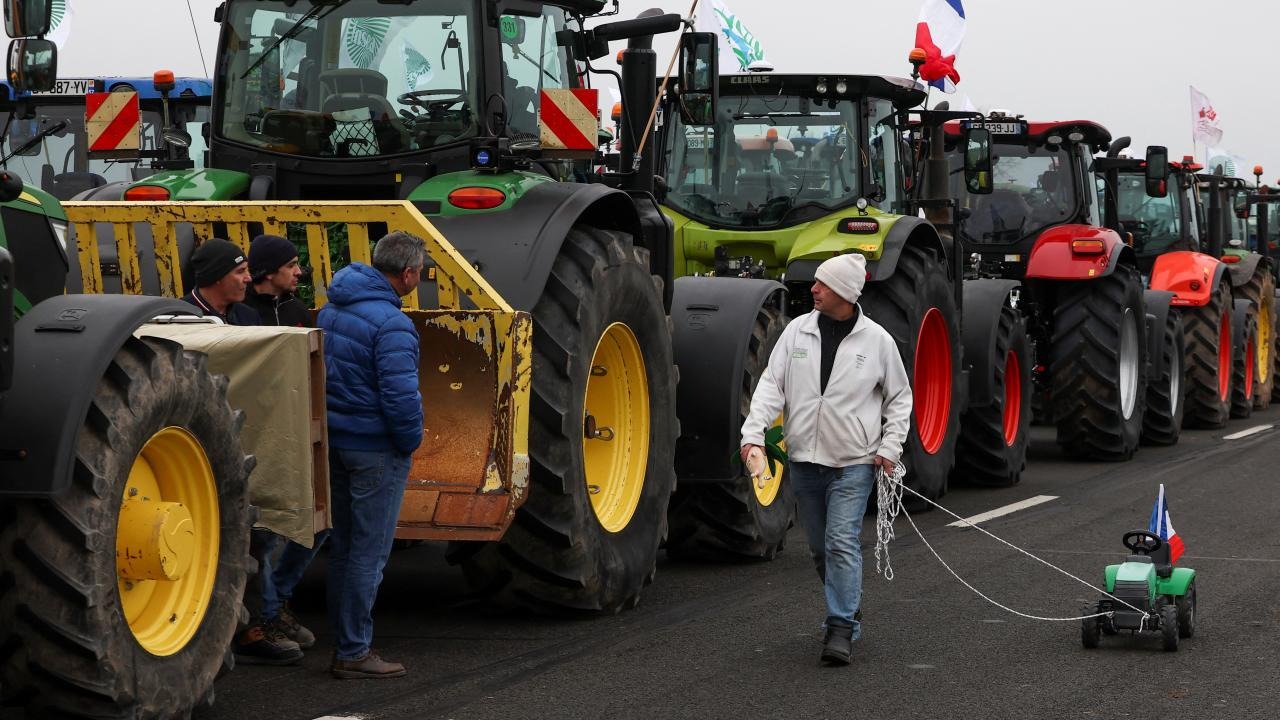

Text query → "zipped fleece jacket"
[318,263,423,456]
[741,308,913,466]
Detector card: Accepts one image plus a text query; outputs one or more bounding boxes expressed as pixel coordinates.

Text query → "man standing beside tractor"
[181,238,259,326]
[740,253,913,666]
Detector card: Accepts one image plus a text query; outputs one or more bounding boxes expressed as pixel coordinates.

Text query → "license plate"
[32,78,100,96]
[963,120,1026,136]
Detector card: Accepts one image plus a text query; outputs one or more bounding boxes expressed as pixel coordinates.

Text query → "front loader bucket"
[62,200,532,541]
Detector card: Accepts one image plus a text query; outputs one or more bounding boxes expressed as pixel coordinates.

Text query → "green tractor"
[0,3,253,717]
[657,69,1034,499]
[1082,529,1196,652]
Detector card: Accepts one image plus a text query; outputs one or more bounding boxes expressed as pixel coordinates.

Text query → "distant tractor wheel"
[1161,603,1180,652]
[1236,262,1275,408]
[1181,281,1233,428]
[1176,580,1197,638]
[1050,267,1148,460]
[1141,310,1187,446]
[861,244,962,501]
[0,336,252,719]
[667,303,794,560]
[461,226,677,613]
[1081,604,1101,649]
[1229,301,1257,419]
[954,303,1031,486]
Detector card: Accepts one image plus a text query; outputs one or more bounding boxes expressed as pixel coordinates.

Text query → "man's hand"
[741,444,763,466]
[873,455,896,475]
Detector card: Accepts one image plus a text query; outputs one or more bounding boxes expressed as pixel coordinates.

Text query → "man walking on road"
[318,231,427,679]
[740,252,912,666]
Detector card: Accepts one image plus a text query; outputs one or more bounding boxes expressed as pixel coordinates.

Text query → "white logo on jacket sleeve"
[855,353,867,369]
[792,349,808,359]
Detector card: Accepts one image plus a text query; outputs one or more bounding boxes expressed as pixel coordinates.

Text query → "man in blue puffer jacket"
[318,231,427,679]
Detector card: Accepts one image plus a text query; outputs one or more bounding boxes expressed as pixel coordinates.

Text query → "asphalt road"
[197,407,1280,720]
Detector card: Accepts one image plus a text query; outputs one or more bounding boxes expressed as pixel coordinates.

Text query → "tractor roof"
[718,73,927,108]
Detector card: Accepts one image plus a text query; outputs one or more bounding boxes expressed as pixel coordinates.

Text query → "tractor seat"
[42,166,108,201]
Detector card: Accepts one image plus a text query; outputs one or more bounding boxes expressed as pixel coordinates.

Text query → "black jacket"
[243,289,315,328]
[182,289,262,326]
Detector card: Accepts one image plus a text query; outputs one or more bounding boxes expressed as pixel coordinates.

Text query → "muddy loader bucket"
[62,201,532,541]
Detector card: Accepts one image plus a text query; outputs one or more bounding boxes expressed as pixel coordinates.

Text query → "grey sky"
[57,0,1280,181]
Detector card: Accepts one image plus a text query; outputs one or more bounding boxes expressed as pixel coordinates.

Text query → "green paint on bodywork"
[1,183,63,317]
[409,170,555,216]
[127,168,251,200]
[1104,563,1195,597]
[663,205,900,278]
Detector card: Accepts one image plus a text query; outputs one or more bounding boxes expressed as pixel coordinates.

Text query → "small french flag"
[914,0,965,93]
[1148,484,1185,564]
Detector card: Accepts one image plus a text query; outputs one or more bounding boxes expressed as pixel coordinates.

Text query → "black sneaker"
[272,604,317,650]
[233,624,303,666]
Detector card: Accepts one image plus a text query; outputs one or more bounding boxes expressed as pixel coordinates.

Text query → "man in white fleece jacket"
[741,251,912,666]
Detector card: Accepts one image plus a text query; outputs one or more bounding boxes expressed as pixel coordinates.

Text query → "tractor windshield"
[665,92,890,228]
[1114,172,1186,258]
[951,140,1079,244]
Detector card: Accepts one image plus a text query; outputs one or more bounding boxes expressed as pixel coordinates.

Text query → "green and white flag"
[339,17,393,70]
[695,0,766,72]
[403,42,433,90]
[48,0,72,47]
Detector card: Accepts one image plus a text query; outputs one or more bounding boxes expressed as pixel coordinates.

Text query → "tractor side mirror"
[6,38,56,93]
[1236,202,1252,220]
[4,0,52,38]
[677,32,718,127]
[1145,145,1169,198]
[964,128,993,195]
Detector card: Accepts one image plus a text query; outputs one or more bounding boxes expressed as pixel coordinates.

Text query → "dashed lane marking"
[314,716,365,720]
[1224,424,1272,440]
[946,495,1059,528]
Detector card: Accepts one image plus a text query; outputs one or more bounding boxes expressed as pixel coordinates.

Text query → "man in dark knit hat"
[244,234,314,328]
[181,238,260,325]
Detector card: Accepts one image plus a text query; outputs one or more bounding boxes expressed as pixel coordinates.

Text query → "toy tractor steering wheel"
[1122,529,1163,555]
[397,89,467,114]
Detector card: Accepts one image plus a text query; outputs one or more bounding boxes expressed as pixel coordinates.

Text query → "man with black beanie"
[182,238,260,325]
[244,234,314,328]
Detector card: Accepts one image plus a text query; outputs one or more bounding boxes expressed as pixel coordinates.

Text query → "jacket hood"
[327,263,402,308]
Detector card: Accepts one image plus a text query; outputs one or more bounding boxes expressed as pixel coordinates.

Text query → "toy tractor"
[1082,530,1197,651]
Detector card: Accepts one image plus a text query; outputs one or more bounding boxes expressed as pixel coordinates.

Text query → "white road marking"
[314,716,365,720]
[947,495,1058,528]
[1224,424,1272,440]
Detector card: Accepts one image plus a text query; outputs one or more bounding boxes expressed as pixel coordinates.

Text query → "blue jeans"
[790,462,876,640]
[262,530,330,622]
[326,447,412,661]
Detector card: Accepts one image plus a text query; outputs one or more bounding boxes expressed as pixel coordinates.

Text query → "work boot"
[233,624,303,666]
[271,604,317,650]
[820,624,854,666]
[331,650,407,679]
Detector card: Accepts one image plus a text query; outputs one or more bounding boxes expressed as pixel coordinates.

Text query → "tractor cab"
[1096,152,1206,275]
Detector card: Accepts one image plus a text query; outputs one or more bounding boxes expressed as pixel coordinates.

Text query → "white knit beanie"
[814,253,868,304]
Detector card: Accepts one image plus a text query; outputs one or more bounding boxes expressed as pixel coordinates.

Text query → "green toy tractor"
[1083,529,1197,651]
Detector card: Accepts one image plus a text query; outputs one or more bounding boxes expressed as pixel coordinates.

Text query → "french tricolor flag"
[1148,484,1185,564]
[914,0,965,93]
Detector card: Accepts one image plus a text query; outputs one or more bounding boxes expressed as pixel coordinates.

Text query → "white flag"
[1206,147,1249,179]
[695,0,766,73]
[48,0,72,47]
[1190,86,1223,146]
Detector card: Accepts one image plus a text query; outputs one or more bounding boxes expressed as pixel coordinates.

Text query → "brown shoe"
[331,650,406,679]
[233,624,303,666]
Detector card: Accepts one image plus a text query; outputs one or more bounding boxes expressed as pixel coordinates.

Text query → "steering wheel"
[397,89,467,114]
[1122,530,1163,555]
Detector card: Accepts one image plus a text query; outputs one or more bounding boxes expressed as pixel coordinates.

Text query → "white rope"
[872,465,1147,622]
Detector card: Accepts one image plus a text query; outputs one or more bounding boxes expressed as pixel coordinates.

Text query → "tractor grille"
[1112,580,1150,612]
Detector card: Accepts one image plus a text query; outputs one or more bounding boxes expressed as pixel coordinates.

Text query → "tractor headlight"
[49,219,70,262]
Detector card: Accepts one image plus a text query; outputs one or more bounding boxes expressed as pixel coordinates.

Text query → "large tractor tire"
[460,226,678,613]
[860,244,962,500]
[666,304,793,560]
[1050,267,1147,461]
[954,304,1031,487]
[0,336,252,719]
[1229,300,1257,419]
[1181,281,1233,429]
[1141,310,1186,446]
[1234,263,1275,409]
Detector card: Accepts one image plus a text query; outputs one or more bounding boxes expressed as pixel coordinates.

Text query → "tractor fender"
[1142,290,1176,383]
[1151,252,1228,308]
[1156,566,1196,596]
[0,295,202,498]
[423,182,656,312]
[783,218,947,286]
[671,277,785,482]
[1223,251,1265,289]
[1025,225,1134,280]
[960,278,1021,407]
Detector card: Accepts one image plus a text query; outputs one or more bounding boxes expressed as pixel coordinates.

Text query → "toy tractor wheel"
[1176,580,1197,638]
[1181,280,1233,428]
[1161,603,1179,651]
[0,336,252,718]
[667,303,794,560]
[1050,266,1148,460]
[1081,606,1101,649]
[460,226,678,613]
[1141,309,1186,446]
[1229,301,1257,419]
[954,303,1031,486]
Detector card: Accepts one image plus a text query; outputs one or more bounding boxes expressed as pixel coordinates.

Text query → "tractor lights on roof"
[815,78,828,94]
[1047,134,1063,146]
[835,80,848,95]
[1067,131,1085,143]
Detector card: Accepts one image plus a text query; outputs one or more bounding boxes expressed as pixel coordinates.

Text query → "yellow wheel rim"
[1257,293,1272,385]
[117,427,220,656]
[583,323,650,533]
[753,414,784,507]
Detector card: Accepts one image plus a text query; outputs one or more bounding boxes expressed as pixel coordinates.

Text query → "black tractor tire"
[860,244,962,501]
[0,336,252,719]
[459,226,678,613]
[953,304,1031,487]
[1176,580,1197,638]
[1049,267,1148,461]
[666,303,794,560]
[1161,603,1180,652]
[1081,605,1101,649]
[1234,262,1275,409]
[1229,301,1257,419]
[1181,281,1233,428]
[1141,310,1187,446]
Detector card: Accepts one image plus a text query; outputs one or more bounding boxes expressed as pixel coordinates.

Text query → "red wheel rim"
[1246,338,1256,399]
[1218,309,1231,401]
[913,307,952,455]
[1002,349,1021,447]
